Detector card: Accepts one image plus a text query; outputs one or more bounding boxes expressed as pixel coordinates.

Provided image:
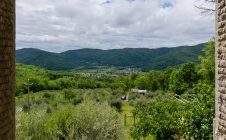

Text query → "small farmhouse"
[131,89,147,95]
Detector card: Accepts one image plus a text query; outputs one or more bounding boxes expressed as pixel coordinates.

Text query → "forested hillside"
[16,43,206,71]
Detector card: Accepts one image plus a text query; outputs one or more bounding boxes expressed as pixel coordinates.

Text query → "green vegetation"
[16,43,205,71]
[16,90,124,140]
[17,101,123,140]
[131,41,215,139]
[16,41,214,139]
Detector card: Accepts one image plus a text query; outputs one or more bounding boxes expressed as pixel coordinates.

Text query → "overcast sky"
[16,0,215,52]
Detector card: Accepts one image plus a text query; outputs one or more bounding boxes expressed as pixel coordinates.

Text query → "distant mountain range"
[16,43,206,71]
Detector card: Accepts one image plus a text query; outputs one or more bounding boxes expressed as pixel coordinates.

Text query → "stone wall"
[0,0,15,139]
[216,0,226,139]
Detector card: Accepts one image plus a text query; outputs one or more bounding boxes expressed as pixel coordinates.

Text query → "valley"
[15,41,215,140]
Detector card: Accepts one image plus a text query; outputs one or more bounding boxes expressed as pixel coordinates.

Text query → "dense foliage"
[131,41,215,139]
[16,95,123,140]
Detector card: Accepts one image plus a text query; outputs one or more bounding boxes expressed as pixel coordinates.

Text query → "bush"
[43,99,49,104]
[72,97,83,106]
[17,101,123,140]
[63,89,76,100]
[112,89,124,96]
[46,105,54,114]
[109,99,122,112]
[35,99,43,105]
[128,93,143,101]
[66,101,123,140]
[43,92,54,99]
[22,103,31,112]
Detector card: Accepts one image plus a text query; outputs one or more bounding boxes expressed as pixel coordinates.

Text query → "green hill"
[16,43,206,71]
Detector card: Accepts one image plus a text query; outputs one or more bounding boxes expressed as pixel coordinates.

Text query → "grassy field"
[121,102,155,140]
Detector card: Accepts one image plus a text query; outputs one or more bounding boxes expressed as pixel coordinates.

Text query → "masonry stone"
[0,0,15,139]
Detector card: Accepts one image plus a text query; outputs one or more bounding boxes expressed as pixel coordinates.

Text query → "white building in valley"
[131,89,147,95]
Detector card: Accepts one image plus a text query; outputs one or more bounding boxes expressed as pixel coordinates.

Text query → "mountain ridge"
[16,43,206,71]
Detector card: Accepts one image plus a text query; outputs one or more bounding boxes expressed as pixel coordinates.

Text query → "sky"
[16,0,215,52]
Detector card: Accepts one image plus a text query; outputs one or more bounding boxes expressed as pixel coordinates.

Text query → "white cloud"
[16,0,215,52]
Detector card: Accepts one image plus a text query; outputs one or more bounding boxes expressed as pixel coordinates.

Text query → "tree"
[121,76,135,91]
[163,67,176,90]
[169,70,189,95]
[131,97,186,140]
[130,41,215,139]
[180,62,198,88]
[185,83,214,139]
[169,62,198,95]
[135,76,149,90]
[147,71,164,91]
[195,0,215,14]
[198,40,215,84]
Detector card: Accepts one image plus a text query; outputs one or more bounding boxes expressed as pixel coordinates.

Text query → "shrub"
[43,99,49,104]
[72,97,83,106]
[128,93,143,101]
[109,99,122,112]
[22,103,31,112]
[63,89,76,100]
[16,107,49,140]
[46,105,54,114]
[43,92,53,99]
[17,101,123,140]
[35,99,43,105]
[112,89,124,96]
[66,101,123,140]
